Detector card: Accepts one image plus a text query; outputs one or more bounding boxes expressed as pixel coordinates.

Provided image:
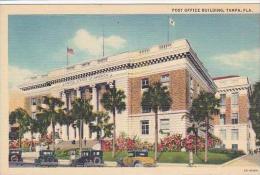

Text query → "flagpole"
[102,15,105,57]
[66,47,69,67]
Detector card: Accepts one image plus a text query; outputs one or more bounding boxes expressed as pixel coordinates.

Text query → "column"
[61,91,66,108]
[92,85,97,111]
[76,88,81,99]
[68,92,72,110]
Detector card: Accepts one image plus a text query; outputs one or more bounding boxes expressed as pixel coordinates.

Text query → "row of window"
[220,93,239,107]
[219,113,239,125]
[219,129,239,140]
[141,74,170,89]
[31,97,47,106]
[141,119,170,135]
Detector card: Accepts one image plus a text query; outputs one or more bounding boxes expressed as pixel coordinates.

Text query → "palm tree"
[37,96,64,151]
[27,117,40,151]
[59,108,75,141]
[9,108,30,148]
[71,98,93,154]
[184,94,212,154]
[100,86,126,158]
[191,91,220,162]
[141,82,172,161]
[91,111,114,140]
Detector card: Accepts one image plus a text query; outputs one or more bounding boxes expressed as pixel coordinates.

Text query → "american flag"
[67,47,74,55]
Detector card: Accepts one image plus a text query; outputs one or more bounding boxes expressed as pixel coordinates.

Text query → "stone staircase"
[50,140,100,150]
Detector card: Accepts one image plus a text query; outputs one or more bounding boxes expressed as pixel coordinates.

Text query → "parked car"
[71,150,104,167]
[116,150,155,167]
[34,150,58,167]
[9,149,23,166]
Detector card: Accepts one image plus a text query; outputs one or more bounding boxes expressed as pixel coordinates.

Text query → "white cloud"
[9,65,36,89]
[214,48,260,68]
[71,29,126,56]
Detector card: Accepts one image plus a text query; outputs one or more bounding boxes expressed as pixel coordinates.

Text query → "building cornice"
[19,39,215,92]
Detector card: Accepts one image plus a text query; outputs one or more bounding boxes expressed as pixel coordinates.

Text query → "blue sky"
[9,14,260,87]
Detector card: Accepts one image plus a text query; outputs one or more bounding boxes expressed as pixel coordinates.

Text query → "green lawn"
[104,151,241,164]
[55,150,242,164]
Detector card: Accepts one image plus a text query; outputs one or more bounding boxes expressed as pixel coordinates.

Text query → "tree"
[141,82,172,161]
[59,108,75,141]
[9,108,30,148]
[27,117,40,151]
[37,96,64,151]
[184,93,216,155]
[71,98,93,154]
[250,81,260,141]
[191,91,220,162]
[101,86,126,158]
[90,111,114,140]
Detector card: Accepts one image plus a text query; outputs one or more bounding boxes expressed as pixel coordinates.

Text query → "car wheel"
[93,157,101,166]
[11,155,18,162]
[134,162,143,167]
[83,161,88,167]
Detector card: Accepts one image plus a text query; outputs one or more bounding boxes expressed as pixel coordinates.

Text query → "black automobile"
[71,150,104,167]
[9,149,23,166]
[34,150,58,167]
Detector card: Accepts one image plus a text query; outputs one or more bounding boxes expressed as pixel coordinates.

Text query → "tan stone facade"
[213,76,256,153]
[13,39,216,143]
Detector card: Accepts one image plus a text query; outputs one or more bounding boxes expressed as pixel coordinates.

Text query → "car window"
[82,152,89,156]
[136,152,148,157]
[43,152,53,155]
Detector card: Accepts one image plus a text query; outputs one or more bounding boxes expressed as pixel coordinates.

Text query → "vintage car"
[71,150,104,167]
[116,150,155,167]
[34,150,58,167]
[9,149,23,165]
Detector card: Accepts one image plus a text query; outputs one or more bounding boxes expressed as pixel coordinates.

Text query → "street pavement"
[223,153,260,167]
[8,153,260,175]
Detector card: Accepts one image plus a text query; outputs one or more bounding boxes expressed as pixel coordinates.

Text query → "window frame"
[220,94,226,106]
[141,120,149,135]
[160,119,170,131]
[231,92,239,107]
[141,78,149,89]
[219,114,226,125]
[160,74,170,83]
[231,113,239,124]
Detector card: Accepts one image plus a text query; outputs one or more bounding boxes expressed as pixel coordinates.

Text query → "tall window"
[141,78,149,89]
[220,94,226,106]
[160,119,170,132]
[231,113,239,124]
[31,98,36,105]
[231,92,239,107]
[219,114,226,125]
[141,120,149,135]
[36,98,41,105]
[142,106,151,113]
[231,129,239,140]
[219,129,226,140]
